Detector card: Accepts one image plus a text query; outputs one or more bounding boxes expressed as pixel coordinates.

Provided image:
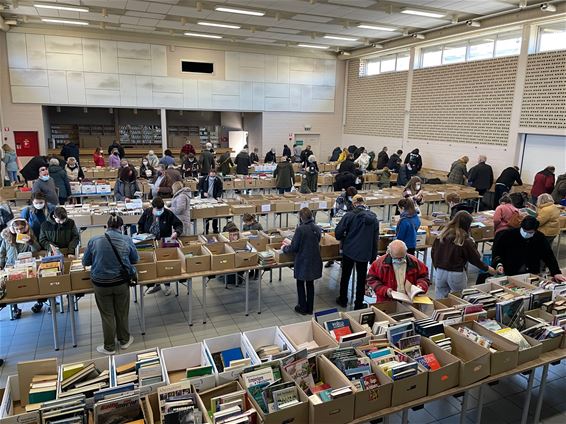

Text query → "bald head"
[478,155,487,163]
[388,240,407,259]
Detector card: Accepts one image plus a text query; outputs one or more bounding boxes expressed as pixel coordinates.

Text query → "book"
[415,353,441,371]
[331,326,352,341]
[186,365,214,378]
[496,298,525,329]
[242,366,275,388]
[390,285,425,303]
[314,308,341,324]
[220,347,244,369]
[359,312,376,328]
[94,392,144,424]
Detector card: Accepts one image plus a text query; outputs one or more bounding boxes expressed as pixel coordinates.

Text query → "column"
[160,108,167,153]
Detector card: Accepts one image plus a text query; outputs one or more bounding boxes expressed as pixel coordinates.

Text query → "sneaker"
[354,302,369,311]
[335,297,348,308]
[145,285,161,294]
[96,345,116,355]
[120,336,134,350]
[324,261,334,268]
[0,359,4,367]
[163,286,172,296]
[31,302,43,313]
[12,307,21,320]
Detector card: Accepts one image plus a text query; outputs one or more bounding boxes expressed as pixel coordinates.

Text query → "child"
[223,221,240,241]
[242,213,263,231]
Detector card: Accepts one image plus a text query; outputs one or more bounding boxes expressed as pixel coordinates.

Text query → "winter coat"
[283,146,292,158]
[250,152,259,164]
[496,167,523,189]
[166,168,183,183]
[199,150,215,175]
[396,212,421,249]
[146,154,159,168]
[93,153,105,167]
[109,154,121,169]
[0,228,40,268]
[552,174,566,203]
[354,153,371,171]
[170,187,192,236]
[39,215,80,254]
[335,205,379,262]
[333,193,354,217]
[377,151,389,170]
[264,151,276,163]
[235,151,252,175]
[107,143,125,158]
[217,153,233,176]
[2,151,18,172]
[20,156,48,182]
[0,206,14,232]
[273,162,294,189]
[353,147,364,160]
[154,173,174,198]
[447,160,468,185]
[282,218,322,281]
[114,179,140,201]
[449,202,474,219]
[537,202,561,237]
[378,168,391,188]
[531,170,555,198]
[181,159,200,178]
[21,204,55,239]
[60,143,80,162]
[333,172,356,192]
[387,154,401,172]
[198,175,223,199]
[493,228,560,276]
[404,152,422,172]
[493,203,519,234]
[293,146,302,162]
[338,159,356,175]
[337,150,349,163]
[47,165,71,200]
[330,147,341,162]
[32,177,59,205]
[180,143,196,158]
[139,164,156,180]
[65,164,84,182]
[397,165,410,187]
[468,162,493,193]
[159,155,176,168]
[137,208,183,239]
[243,221,263,231]
[304,162,318,193]
[366,254,430,302]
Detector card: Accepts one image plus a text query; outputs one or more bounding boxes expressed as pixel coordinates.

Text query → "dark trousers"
[205,218,219,234]
[93,283,130,351]
[296,280,314,313]
[278,187,291,194]
[494,184,509,207]
[339,256,368,308]
[407,247,416,255]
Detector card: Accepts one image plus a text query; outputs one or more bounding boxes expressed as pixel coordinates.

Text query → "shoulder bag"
[105,234,138,287]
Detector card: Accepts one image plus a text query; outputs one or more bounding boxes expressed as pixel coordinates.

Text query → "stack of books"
[462,289,498,310]
[60,362,109,398]
[495,298,525,329]
[242,363,300,413]
[522,323,564,341]
[322,317,366,343]
[386,322,422,358]
[363,347,419,381]
[414,353,442,371]
[158,381,202,424]
[27,374,58,405]
[38,255,63,278]
[553,313,566,331]
[414,318,445,338]
[430,333,452,352]
[115,351,164,388]
[211,347,251,373]
[38,394,87,423]
[457,326,493,350]
[94,388,148,424]
[258,251,275,266]
[207,388,256,423]
[431,308,463,324]
[255,344,290,362]
[326,347,380,391]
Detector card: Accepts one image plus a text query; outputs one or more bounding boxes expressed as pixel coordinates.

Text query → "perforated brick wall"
[344,59,407,138]
[520,51,566,129]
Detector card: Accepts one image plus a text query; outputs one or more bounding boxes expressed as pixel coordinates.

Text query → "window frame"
[537,21,566,53]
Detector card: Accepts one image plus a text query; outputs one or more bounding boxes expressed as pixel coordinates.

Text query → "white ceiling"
[0,0,539,50]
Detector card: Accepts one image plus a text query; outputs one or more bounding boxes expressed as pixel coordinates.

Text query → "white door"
[520,134,566,183]
[294,133,320,159]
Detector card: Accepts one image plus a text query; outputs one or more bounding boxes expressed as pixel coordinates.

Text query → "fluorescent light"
[214,6,265,16]
[35,3,89,12]
[401,8,445,18]
[298,44,329,49]
[357,24,396,31]
[198,21,240,29]
[41,18,89,26]
[324,35,358,41]
[184,32,222,39]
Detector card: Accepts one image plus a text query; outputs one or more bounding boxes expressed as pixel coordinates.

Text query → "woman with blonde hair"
[2,144,18,183]
[447,156,469,185]
[536,193,560,246]
[431,211,496,298]
[337,148,349,163]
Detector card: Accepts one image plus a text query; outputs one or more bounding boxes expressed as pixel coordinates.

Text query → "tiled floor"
[0,220,564,423]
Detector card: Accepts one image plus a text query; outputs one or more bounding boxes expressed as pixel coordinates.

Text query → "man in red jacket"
[366,240,430,302]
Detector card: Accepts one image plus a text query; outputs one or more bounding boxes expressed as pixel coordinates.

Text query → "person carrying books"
[335,194,379,310]
[83,214,138,355]
[431,211,497,298]
[282,207,322,315]
[366,240,430,302]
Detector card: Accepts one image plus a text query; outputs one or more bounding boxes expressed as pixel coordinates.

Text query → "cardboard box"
[420,337,460,395]
[135,251,157,282]
[203,333,257,384]
[223,180,234,190]
[242,326,295,364]
[524,309,564,352]
[161,343,216,391]
[91,213,109,226]
[445,326,491,386]
[0,375,40,424]
[5,277,39,298]
[257,203,272,213]
[279,320,338,353]
[214,204,231,216]
[69,182,82,195]
[350,363,393,418]
[315,315,370,348]
[95,183,112,194]
[241,230,268,251]
[320,234,340,259]
[389,357,429,407]
[69,214,92,227]
[180,245,211,274]
[230,204,257,215]
[154,248,185,277]
[38,274,71,296]
[70,270,92,291]
[111,348,166,395]
[203,243,235,271]
[229,240,258,268]
[0,187,16,199]
[17,358,58,406]
[197,381,255,424]
[267,242,294,264]
[273,201,295,213]
[15,190,32,200]
[81,184,96,194]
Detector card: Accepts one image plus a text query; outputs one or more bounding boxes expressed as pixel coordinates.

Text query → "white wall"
[520,134,566,183]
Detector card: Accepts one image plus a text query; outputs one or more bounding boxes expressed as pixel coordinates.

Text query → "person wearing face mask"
[431,211,497,298]
[366,239,430,302]
[39,207,80,257]
[47,158,71,205]
[403,177,424,210]
[93,147,105,167]
[282,208,322,315]
[182,153,201,178]
[65,157,84,182]
[107,140,125,159]
[146,150,159,168]
[138,197,183,296]
[0,218,41,319]
[170,181,192,236]
[198,170,223,234]
[139,158,156,181]
[21,193,55,240]
[250,147,260,164]
[152,165,174,199]
[115,166,140,201]
[492,216,565,281]
[31,166,59,205]
[109,149,121,169]
[332,186,357,218]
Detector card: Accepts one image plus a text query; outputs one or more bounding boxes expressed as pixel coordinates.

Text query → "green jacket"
[273,162,294,189]
[39,215,80,254]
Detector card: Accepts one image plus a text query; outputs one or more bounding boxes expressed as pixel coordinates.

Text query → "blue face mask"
[520,228,535,239]
[392,257,406,265]
[154,209,164,217]
[40,175,49,181]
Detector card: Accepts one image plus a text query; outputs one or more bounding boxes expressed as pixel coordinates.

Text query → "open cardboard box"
[316,313,370,348]
[17,358,58,407]
[420,337,460,395]
[344,306,397,340]
[154,248,185,277]
[279,321,338,354]
[267,242,295,264]
[242,326,295,364]
[373,301,428,322]
[70,269,92,291]
[382,350,429,407]
[57,357,110,405]
[196,381,255,424]
[229,240,258,268]
[111,348,167,395]
[319,234,340,259]
[203,243,235,271]
[5,277,39,298]
[135,251,157,281]
[240,230,269,251]
[524,309,564,352]
[203,333,257,384]
[0,375,40,424]
[38,274,71,296]
[445,326,491,386]
[161,343,216,392]
[180,245,211,274]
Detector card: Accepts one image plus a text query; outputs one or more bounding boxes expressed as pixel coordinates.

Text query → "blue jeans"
[8,171,17,182]
[278,187,291,194]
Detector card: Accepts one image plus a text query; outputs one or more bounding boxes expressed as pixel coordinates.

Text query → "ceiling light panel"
[215,6,265,16]
[198,21,241,29]
[401,9,445,19]
[41,18,89,25]
[34,3,89,13]
[298,44,329,49]
[324,35,358,41]
[357,24,396,31]
[184,32,222,39]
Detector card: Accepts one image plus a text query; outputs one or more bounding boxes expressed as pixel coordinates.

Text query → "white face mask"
[392,257,406,265]
[520,228,535,239]
[55,218,66,225]
[415,184,421,190]
[33,202,45,210]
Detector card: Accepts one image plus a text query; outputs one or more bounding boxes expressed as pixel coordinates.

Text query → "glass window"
[421,46,442,67]
[468,37,494,61]
[396,52,410,70]
[495,31,521,57]
[539,21,566,52]
[380,55,396,73]
[442,42,467,64]
[366,60,380,76]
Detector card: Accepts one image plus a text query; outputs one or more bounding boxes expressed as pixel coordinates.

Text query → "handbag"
[105,234,138,287]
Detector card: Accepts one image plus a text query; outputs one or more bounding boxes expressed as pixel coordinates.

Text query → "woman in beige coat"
[536,193,560,245]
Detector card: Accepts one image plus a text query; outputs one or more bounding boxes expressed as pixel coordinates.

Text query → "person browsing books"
[431,211,496,298]
[83,214,138,355]
[39,207,80,257]
[366,240,430,303]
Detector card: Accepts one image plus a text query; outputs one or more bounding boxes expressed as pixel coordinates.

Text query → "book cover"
[221,347,244,368]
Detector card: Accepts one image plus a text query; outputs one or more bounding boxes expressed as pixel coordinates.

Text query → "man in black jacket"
[335,195,379,309]
[404,149,422,174]
[494,166,523,206]
[338,154,356,174]
[387,150,403,172]
[334,171,356,192]
[235,147,252,175]
[468,155,494,196]
[199,169,224,234]
[60,140,80,163]
[493,216,565,281]
[376,147,389,169]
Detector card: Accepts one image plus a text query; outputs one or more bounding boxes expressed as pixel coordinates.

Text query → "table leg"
[139,284,146,335]
[279,267,282,281]
[258,270,262,314]
[193,220,197,235]
[383,416,389,424]
[476,385,485,424]
[133,285,138,303]
[202,277,207,324]
[175,281,179,297]
[187,278,193,326]
[520,370,535,424]
[245,271,249,316]
[534,364,549,424]
[68,295,77,348]
[350,266,356,305]
[460,391,470,424]
[401,409,408,424]
[49,297,59,351]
